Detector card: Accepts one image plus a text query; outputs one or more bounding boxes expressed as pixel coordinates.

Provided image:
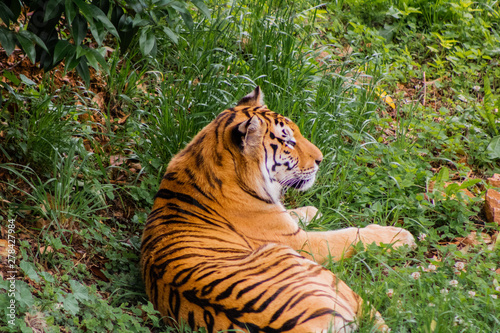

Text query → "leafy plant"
[0,0,209,85]
[1,146,108,234]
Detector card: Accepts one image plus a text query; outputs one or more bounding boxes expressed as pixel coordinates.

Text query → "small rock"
[488,174,500,187]
[485,189,500,224]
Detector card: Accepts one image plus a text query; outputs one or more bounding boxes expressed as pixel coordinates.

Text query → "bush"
[0,0,209,85]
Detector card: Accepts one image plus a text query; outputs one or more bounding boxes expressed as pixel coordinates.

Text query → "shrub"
[0,0,209,85]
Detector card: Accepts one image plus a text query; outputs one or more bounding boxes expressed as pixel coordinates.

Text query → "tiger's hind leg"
[166,243,387,333]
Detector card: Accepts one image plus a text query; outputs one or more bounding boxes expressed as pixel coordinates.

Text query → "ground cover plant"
[0,0,499,332]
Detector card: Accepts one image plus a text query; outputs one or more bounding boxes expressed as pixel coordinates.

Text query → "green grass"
[1,0,499,332]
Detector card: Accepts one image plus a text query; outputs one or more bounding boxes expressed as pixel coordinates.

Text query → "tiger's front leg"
[288,206,321,226]
[298,224,416,263]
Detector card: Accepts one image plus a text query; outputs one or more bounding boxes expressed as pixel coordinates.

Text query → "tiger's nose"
[315,158,322,166]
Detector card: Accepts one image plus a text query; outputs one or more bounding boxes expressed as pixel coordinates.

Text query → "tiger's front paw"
[362,224,416,249]
[288,206,321,226]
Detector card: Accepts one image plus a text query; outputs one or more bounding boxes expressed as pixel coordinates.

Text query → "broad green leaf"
[62,293,80,315]
[93,11,119,40]
[76,57,90,86]
[18,30,49,53]
[75,45,86,59]
[0,28,16,55]
[19,74,37,86]
[86,48,108,73]
[139,29,156,55]
[459,179,482,189]
[386,6,402,19]
[73,0,119,39]
[39,271,55,283]
[486,136,500,160]
[434,166,449,185]
[162,26,178,44]
[20,260,40,283]
[156,0,175,8]
[65,53,80,72]
[69,280,90,302]
[54,40,75,64]
[50,237,64,250]
[191,0,210,18]
[72,14,88,46]
[178,11,194,32]
[2,71,20,86]
[65,0,77,22]
[170,2,189,14]
[16,34,36,63]
[484,76,493,109]
[84,50,99,72]
[0,2,15,25]
[89,19,105,45]
[132,15,150,28]
[444,183,460,196]
[16,281,35,308]
[44,0,64,22]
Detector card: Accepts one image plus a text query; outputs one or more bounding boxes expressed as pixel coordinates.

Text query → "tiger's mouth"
[281,175,315,191]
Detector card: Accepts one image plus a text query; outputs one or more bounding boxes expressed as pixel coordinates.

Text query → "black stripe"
[283,227,302,236]
[169,287,181,321]
[237,181,274,204]
[300,308,344,325]
[164,172,177,180]
[188,311,195,330]
[184,168,217,202]
[201,270,240,296]
[154,188,212,214]
[215,279,248,301]
[203,310,215,333]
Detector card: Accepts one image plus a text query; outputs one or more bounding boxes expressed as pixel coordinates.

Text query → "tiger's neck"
[164,127,283,209]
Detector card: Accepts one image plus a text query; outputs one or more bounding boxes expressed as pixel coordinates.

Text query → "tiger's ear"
[237,86,264,107]
[236,115,265,152]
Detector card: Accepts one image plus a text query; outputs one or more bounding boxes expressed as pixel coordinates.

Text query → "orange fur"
[141,87,415,332]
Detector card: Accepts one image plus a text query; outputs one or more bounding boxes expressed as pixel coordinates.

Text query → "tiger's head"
[169,87,323,206]
[221,86,323,204]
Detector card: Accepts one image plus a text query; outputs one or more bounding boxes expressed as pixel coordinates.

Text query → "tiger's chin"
[282,175,316,191]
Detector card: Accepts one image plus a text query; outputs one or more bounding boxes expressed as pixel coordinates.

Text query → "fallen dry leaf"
[117,114,130,125]
[452,231,498,254]
[90,266,109,282]
[109,155,127,167]
[39,246,53,254]
[92,92,106,110]
[0,239,9,259]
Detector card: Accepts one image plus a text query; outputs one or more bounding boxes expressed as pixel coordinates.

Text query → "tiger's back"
[141,87,413,332]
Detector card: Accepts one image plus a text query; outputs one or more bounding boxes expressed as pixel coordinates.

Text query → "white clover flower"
[468,291,476,297]
[454,262,465,270]
[411,272,421,280]
[491,295,498,299]
[428,303,435,307]
[418,233,427,242]
[427,264,437,272]
[495,286,500,292]
[449,279,459,287]
[387,289,394,298]
[440,288,449,294]
[473,85,481,92]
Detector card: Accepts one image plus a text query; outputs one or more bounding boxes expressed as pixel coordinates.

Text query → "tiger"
[140,86,416,333]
